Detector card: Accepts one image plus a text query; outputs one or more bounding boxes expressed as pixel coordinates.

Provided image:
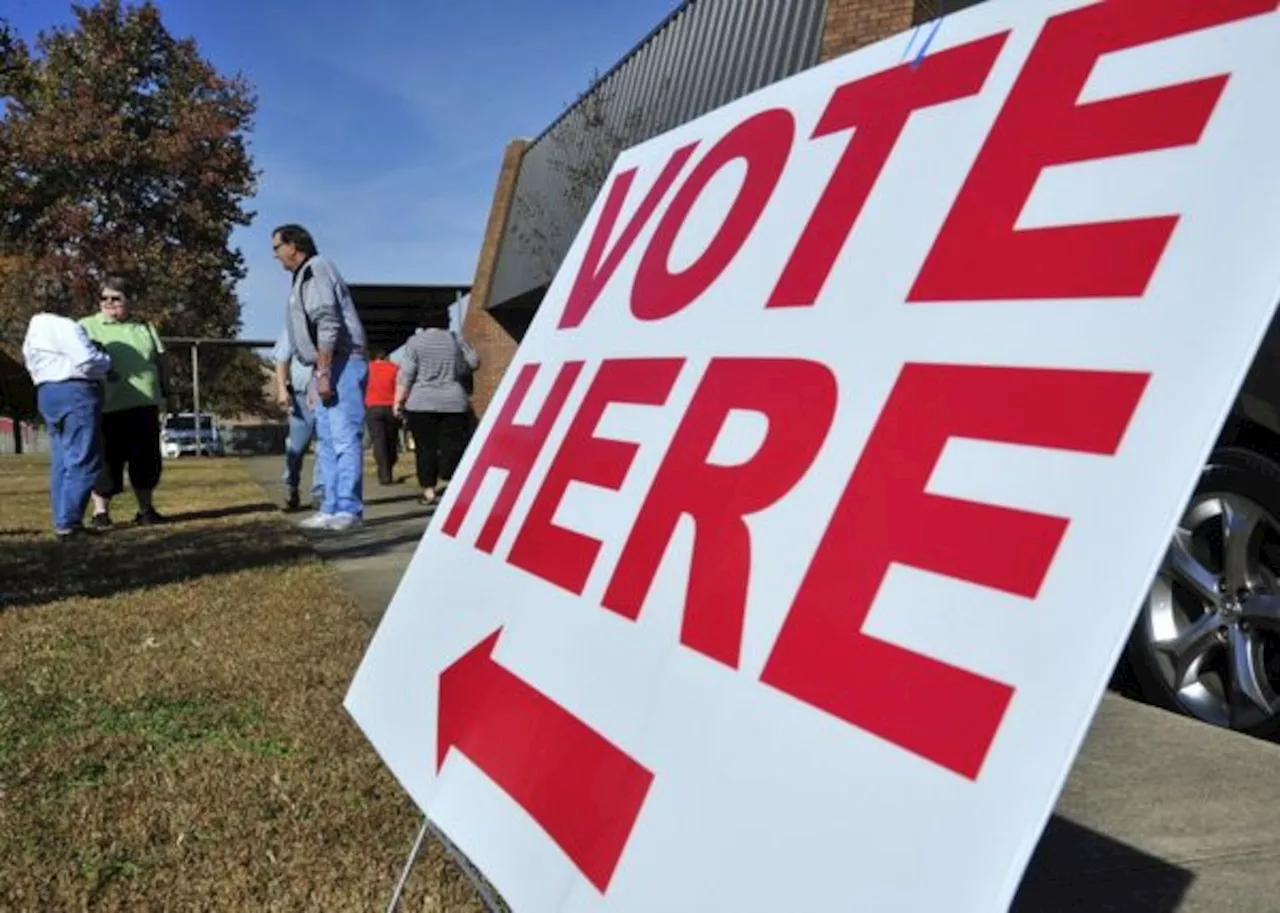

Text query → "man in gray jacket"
[272,223,368,531]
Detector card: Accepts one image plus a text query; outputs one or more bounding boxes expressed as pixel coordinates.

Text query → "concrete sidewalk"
[244,454,432,627]
[245,455,1280,911]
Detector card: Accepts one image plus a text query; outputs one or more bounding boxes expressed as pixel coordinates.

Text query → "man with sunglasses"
[272,224,368,532]
[80,276,168,528]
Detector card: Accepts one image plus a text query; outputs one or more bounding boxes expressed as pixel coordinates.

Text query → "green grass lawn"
[0,455,484,912]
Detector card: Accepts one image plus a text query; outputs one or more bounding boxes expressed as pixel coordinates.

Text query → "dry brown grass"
[0,456,486,912]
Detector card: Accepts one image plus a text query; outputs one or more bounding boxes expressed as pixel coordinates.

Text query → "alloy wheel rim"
[1145,491,1280,729]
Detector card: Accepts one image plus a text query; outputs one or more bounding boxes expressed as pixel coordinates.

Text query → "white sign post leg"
[384,817,430,913]
[384,817,506,913]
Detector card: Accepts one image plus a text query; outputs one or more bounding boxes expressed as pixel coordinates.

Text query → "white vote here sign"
[346,1,1280,910]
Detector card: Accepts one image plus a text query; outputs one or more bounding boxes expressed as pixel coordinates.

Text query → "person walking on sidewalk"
[80,276,168,529]
[365,349,399,486]
[22,301,112,539]
[272,328,323,510]
[393,308,480,506]
[273,224,368,532]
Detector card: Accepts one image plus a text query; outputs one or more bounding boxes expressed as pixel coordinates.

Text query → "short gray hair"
[100,275,131,298]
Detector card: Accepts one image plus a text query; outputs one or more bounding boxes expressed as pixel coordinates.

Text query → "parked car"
[1129,311,1280,736]
[161,412,224,458]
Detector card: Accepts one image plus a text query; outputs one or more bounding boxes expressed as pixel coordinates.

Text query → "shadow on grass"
[315,529,428,561]
[364,492,422,507]
[1013,815,1194,912]
[350,510,433,531]
[162,502,279,524]
[290,507,431,561]
[0,519,312,612]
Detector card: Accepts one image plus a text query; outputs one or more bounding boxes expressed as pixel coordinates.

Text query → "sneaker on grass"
[298,512,335,530]
[326,512,362,532]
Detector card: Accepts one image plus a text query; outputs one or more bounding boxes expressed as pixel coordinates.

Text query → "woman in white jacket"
[22,302,112,539]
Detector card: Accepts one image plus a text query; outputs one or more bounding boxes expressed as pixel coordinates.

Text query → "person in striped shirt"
[392,309,480,506]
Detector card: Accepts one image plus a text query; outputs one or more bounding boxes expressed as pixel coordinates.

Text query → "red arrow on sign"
[437,628,654,892]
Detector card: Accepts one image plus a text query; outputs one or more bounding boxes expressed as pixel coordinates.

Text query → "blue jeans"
[313,354,367,516]
[37,380,103,531]
[283,390,322,500]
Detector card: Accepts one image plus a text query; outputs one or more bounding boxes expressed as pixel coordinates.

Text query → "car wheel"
[1127,446,1280,736]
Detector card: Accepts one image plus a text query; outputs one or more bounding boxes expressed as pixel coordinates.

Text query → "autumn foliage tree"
[0,1,273,416]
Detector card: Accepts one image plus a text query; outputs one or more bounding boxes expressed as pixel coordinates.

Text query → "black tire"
[1125,446,1280,738]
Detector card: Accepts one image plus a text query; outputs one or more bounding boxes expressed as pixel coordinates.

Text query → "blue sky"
[5,0,682,341]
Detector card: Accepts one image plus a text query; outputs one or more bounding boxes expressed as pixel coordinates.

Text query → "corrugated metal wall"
[488,0,828,310]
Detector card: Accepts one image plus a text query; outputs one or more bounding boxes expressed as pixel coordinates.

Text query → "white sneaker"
[326,512,363,532]
[298,512,335,530]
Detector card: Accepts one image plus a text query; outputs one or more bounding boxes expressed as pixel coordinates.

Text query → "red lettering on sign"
[442,361,583,552]
[508,358,685,595]
[760,364,1149,779]
[910,0,1277,302]
[631,109,796,322]
[768,33,1007,309]
[558,144,699,330]
[602,358,837,669]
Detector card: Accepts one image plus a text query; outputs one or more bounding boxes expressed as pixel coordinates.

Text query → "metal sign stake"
[385,817,505,913]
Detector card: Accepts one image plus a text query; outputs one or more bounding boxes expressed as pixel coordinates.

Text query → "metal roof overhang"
[348,283,472,353]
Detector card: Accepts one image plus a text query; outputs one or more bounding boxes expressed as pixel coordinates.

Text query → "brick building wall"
[466,0,934,417]
[461,139,529,416]
[820,0,916,60]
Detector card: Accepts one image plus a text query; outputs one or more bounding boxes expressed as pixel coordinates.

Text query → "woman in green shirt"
[80,276,168,528]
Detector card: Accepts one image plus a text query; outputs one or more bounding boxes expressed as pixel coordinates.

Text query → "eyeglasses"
[100,294,124,303]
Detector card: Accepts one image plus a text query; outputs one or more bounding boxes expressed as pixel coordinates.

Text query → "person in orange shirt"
[365,349,400,485]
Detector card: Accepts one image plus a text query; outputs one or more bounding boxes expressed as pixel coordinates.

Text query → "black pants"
[365,405,399,484]
[95,405,162,498]
[405,410,469,490]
